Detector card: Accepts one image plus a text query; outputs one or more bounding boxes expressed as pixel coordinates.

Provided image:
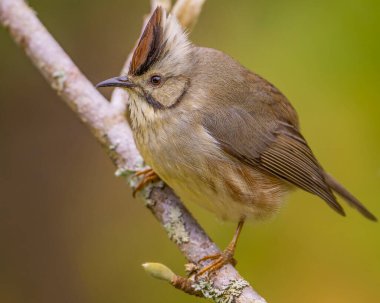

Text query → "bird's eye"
[150,75,162,86]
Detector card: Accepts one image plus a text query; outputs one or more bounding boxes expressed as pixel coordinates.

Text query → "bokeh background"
[1,0,379,302]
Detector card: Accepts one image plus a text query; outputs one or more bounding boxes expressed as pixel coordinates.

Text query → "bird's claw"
[132,168,159,197]
[195,249,237,277]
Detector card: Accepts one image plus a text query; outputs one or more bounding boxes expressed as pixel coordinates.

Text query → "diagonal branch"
[172,0,206,29]
[0,0,266,302]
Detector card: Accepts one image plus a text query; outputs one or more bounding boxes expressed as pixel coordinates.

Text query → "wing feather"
[202,107,345,216]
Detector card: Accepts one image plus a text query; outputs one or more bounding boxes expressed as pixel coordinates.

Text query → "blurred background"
[1,0,379,302]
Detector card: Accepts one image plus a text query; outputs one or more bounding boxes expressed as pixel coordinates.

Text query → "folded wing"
[202,105,345,215]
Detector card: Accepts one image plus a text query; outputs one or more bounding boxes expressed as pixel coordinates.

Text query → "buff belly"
[134,118,289,222]
[161,162,289,221]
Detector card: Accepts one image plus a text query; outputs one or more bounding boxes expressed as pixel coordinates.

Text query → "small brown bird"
[97,7,376,275]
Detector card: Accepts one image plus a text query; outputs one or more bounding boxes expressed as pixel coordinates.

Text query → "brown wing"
[258,123,344,214]
[202,105,345,216]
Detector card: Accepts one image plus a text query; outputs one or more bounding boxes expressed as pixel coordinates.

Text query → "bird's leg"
[196,219,245,277]
[132,168,160,197]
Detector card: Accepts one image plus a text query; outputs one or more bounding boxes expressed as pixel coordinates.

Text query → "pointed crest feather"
[130,7,164,76]
[129,6,191,76]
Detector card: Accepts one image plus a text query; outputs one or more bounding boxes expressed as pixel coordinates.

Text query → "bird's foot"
[195,248,237,277]
[195,220,245,277]
[132,168,159,197]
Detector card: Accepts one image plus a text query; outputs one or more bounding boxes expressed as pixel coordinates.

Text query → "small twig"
[143,263,202,297]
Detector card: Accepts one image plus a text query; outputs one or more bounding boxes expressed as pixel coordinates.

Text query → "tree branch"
[0,0,266,302]
[172,0,206,29]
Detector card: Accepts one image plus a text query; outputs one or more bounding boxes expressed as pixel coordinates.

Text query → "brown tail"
[324,173,377,221]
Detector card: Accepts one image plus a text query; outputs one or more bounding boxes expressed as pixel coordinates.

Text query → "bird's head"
[97,7,193,115]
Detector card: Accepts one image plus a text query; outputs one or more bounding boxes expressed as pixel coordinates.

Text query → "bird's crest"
[129,6,191,76]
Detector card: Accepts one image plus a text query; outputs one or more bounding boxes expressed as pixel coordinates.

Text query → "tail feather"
[324,173,377,222]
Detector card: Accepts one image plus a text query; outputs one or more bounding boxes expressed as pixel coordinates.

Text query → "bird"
[97,6,377,275]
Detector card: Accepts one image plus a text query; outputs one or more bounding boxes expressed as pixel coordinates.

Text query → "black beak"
[96,76,136,88]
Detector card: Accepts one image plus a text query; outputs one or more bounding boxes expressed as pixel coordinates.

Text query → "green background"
[1,0,379,302]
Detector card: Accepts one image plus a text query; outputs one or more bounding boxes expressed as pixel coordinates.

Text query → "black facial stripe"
[143,91,164,110]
